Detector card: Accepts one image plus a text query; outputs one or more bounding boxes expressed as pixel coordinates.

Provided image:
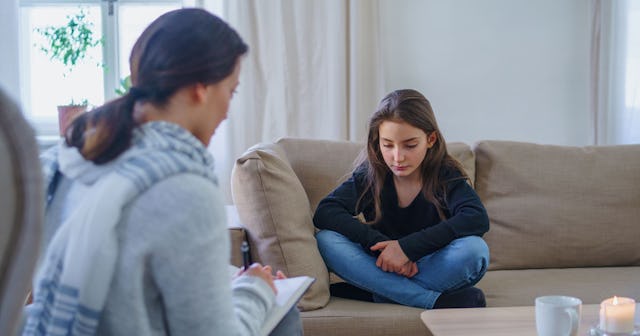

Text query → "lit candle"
[599,296,636,333]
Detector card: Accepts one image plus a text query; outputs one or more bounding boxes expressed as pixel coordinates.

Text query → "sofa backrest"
[278,138,476,211]
[276,138,363,213]
[231,137,475,311]
[475,140,640,271]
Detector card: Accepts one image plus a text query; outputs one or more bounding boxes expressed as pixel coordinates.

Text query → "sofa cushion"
[475,141,640,270]
[276,138,364,212]
[448,142,476,187]
[231,143,330,311]
[300,297,428,336]
[476,267,640,307]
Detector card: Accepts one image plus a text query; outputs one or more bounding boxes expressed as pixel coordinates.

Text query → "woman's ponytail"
[65,92,138,164]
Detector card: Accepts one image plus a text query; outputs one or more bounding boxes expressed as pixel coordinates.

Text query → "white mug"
[535,295,582,336]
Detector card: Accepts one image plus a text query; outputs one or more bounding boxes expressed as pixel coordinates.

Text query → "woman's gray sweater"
[44,173,275,335]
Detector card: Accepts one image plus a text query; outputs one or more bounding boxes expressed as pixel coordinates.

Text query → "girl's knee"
[450,236,490,271]
[454,236,488,255]
[467,236,489,259]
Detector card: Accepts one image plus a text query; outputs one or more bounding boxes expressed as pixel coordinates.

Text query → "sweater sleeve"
[397,178,490,261]
[313,173,390,250]
[143,174,275,336]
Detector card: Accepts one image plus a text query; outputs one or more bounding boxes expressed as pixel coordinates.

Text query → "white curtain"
[209,0,385,202]
[591,0,640,145]
[0,0,21,102]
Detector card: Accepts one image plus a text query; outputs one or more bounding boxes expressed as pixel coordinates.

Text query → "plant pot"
[57,105,87,136]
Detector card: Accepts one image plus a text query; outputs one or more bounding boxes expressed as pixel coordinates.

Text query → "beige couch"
[229,137,640,336]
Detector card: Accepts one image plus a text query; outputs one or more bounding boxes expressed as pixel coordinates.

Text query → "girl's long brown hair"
[65,8,248,164]
[355,89,468,223]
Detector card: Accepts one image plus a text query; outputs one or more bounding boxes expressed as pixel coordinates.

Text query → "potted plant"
[55,99,89,135]
[35,8,103,135]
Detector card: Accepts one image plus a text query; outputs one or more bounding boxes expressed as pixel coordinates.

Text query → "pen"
[241,240,251,270]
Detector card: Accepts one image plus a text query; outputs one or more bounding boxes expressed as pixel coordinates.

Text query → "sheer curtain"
[622,1,640,143]
[591,0,640,145]
[210,0,384,202]
[0,0,20,102]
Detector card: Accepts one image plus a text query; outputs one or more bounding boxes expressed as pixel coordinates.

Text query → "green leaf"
[115,75,132,96]
[34,7,104,75]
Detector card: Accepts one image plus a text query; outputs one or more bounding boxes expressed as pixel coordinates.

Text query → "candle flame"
[613,296,619,305]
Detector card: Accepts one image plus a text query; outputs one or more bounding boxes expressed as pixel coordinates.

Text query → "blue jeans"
[316,230,489,309]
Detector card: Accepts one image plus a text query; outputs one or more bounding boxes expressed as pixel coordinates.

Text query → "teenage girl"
[314,89,490,309]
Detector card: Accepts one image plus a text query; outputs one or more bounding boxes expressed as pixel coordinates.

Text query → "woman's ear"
[191,83,208,104]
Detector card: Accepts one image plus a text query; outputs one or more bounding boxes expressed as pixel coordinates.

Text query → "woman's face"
[194,59,242,145]
[378,120,436,181]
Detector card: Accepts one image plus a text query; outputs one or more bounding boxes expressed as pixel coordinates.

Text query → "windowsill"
[37,135,60,152]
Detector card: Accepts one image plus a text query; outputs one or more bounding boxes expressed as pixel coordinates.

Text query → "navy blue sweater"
[313,166,489,261]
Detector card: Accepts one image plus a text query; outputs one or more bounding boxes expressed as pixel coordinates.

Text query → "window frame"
[18,0,185,138]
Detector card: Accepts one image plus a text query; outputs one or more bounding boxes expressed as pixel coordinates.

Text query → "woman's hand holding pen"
[237,264,286,295]
[260,265,287,281]
[238,241,286,294]
[370,240,418,277]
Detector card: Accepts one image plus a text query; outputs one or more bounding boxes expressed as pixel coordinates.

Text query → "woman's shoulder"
[144,173,219,200]
[125,173,225,238]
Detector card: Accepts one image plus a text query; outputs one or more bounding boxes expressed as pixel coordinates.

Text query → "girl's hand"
[398,261,419,278]
[370,240,411,274]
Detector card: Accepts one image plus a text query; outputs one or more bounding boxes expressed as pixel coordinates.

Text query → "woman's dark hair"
[356,89,468,223]
[66,8,248,164]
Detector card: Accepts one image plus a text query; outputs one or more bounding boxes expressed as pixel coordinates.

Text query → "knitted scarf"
[24,121,217,336]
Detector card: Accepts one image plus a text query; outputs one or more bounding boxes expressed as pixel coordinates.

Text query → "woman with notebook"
[25,8,301,336]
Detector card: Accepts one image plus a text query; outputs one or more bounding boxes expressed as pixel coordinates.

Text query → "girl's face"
[378,120,436,181]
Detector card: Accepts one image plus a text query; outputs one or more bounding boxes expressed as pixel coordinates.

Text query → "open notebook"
[229,266,315,336]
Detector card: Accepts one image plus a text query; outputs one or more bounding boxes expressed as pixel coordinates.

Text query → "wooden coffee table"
[421,304,600,336]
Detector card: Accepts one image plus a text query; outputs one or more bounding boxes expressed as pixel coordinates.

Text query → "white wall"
[0,0,21,102]
[2,0,592,146]
[380,0,591,146]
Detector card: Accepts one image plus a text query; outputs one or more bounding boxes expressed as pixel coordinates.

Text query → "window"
[19,0,183,137]
[18,0,232,200]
